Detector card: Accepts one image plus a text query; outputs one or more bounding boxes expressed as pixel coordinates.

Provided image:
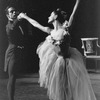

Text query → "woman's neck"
[53,21,62,31]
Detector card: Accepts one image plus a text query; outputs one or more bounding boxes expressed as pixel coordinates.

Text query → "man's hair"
[5,6,15,15]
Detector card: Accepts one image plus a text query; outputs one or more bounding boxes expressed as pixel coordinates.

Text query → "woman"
[18,0,97,100]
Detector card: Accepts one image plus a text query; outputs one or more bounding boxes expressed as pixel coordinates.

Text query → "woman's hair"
[53,8,67,24]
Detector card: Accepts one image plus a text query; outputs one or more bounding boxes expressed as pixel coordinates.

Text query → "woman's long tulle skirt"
[37,40,97,100]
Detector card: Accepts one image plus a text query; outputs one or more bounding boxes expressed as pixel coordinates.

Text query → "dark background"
[0,0,100,74]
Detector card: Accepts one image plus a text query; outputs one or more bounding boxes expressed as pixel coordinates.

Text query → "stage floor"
[0,73,100,100]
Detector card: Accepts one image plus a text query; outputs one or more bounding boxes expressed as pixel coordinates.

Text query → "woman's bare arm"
[18,13,51,34]
[68,0,80,27]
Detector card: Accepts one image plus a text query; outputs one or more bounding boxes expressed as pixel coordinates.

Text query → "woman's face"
[48,12,57,23]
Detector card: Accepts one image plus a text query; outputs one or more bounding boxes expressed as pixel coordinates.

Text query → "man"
[4,6,25,100]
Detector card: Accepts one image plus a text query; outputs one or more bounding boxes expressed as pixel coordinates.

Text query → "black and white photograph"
[0,0,100,100]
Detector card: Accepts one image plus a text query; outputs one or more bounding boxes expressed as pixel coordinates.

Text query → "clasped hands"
[17,12,27,20]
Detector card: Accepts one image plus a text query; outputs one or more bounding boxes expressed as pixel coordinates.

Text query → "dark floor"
[0,72,100,100]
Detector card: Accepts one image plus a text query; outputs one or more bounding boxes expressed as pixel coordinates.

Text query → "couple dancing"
[5,0,97,100]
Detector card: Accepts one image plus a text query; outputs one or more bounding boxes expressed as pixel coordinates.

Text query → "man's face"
[7,7,17,21]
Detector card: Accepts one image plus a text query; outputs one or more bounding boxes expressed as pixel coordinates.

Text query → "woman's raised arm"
[68,0,80,27]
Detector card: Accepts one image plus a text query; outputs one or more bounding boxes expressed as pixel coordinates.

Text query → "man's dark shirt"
[6,19,24,46]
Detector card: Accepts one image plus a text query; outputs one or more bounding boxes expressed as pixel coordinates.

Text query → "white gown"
[37,31,97,100]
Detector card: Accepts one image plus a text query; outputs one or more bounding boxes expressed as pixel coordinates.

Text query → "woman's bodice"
[50,28,67,41]
[46,28,71,58]
[46,28,71,45]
